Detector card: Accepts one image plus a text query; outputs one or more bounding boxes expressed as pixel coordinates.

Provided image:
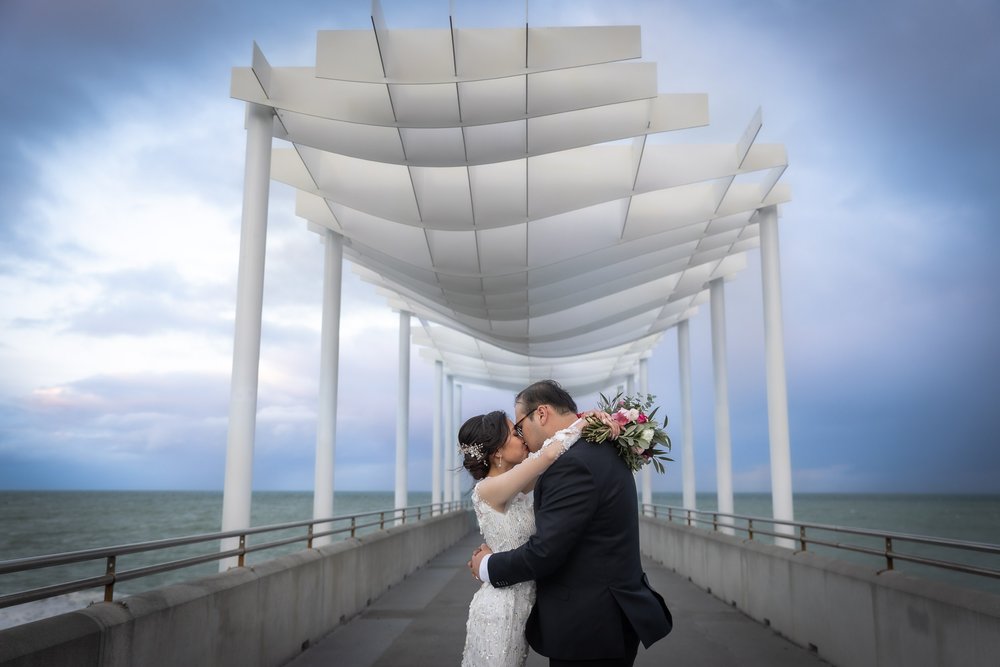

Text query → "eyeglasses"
[512,408,536,440]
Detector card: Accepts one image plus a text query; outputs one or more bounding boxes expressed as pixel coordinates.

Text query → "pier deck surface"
[288,531,828,666]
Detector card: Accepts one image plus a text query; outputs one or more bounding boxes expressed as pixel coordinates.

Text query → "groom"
[470,380,672,666]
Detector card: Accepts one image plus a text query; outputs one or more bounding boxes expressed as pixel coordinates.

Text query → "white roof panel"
[236,9,790,391]
[453,28,526,80]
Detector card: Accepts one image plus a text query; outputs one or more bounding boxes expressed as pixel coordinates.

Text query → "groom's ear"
[535,404,549,425]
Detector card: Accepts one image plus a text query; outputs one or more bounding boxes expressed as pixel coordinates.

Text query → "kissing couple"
[461,380,673,667]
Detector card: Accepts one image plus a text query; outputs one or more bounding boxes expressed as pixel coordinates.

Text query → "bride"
[457,409,617,667]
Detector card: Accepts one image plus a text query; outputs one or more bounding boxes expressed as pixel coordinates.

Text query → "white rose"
[641,428,654,442]
[628,408,640,422]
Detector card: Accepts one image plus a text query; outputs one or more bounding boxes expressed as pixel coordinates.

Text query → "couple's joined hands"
[468,543,493,581]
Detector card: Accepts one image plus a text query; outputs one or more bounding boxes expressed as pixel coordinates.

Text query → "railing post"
[238,534,246,568]
[748,518,754,541]
[713,513,718,532]
[653,506,659,519]
[799,525,807,551]
[687,509,692,527]
[886,537,894,570]
[307,523,314,549]
[351,516,357,538]
[667,507,672,522]
[104,556,116,602]
[380,512,385,530]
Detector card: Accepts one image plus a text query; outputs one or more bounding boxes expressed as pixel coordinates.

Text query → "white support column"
[639,358,652,511]
[432,360,443,515]
[759,205,795,547]
[220,102,273,569]
[678,319,696,510]
[312,231,343,547]
[453,383,463,501]
[395,311,410,523]
[444,375,454,505]
[626,373,638,501]
[710,278,735,535]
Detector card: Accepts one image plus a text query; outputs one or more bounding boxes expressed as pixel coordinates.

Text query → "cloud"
[1,0,998,498]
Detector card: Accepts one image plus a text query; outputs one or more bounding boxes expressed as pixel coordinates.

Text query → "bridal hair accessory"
[459,441,486,461]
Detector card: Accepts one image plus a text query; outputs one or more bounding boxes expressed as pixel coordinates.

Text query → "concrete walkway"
[287,531,828,666]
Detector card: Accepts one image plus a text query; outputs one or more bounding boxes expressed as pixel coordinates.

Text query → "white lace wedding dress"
[461,423,582,667]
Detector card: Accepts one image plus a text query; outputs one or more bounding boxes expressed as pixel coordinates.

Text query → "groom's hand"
[468,543,493,581]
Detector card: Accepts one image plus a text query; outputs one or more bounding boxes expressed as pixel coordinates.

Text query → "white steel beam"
[454,382,463,501]
[444,375,455,504]
[639,358,652,510]
[709,278,735,535]
[677,319,696,510]
[433,359,443,514]
[395,311,411,523]
[312,231,343,546]
[759,206,795,547]
[220,102,274,570]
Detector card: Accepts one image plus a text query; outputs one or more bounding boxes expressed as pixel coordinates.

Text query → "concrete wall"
[0,510,475,667]
[640,516,1000,667]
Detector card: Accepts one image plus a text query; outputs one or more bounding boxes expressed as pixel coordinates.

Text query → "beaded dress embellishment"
[461,421,583,666]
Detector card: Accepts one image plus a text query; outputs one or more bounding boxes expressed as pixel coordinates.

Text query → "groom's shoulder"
[569,437,619,464]
[553,437,599,467]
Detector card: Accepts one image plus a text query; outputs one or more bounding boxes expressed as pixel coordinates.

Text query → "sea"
[1,491,998,630]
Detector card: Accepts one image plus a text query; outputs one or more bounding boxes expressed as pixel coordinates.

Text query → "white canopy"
[230,13,789,393]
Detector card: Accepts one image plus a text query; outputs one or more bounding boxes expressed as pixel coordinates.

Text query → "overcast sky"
[1,0,997,497]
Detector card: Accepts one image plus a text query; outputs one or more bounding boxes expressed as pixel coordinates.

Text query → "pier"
[3,508,998,666]
[3,4,998,667]
[288,530,826,667]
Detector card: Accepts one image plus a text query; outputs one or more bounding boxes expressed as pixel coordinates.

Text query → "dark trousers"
[549,614,640,667]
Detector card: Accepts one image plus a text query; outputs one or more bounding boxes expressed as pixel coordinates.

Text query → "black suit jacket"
[487,436,672,660]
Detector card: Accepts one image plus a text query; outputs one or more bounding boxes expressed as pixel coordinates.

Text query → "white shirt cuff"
[479,553,492,585]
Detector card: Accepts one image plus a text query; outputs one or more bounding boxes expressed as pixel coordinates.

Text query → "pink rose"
[613,410,630,426]
[637,413,648,424]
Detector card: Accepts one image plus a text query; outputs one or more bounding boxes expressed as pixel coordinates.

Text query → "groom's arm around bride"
[473,380,672,667]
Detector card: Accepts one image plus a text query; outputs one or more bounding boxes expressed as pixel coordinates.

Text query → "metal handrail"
[642,503,1000,580]
[0,500,470,610]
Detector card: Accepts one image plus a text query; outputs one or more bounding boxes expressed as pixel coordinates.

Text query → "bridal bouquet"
[580,392,673,473]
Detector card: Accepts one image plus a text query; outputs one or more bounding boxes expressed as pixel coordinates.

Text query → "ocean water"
[0,490,431,630]
[1,491,998,630]
[649,492,1000,597]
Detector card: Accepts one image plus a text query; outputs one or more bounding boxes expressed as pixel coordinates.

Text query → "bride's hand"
[579,409,621,439]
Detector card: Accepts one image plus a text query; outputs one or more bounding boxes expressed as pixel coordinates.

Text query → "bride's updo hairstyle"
[458,410,510,480]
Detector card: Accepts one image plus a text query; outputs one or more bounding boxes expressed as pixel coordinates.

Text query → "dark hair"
[515,379,578,418]
[458,411,510,481]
